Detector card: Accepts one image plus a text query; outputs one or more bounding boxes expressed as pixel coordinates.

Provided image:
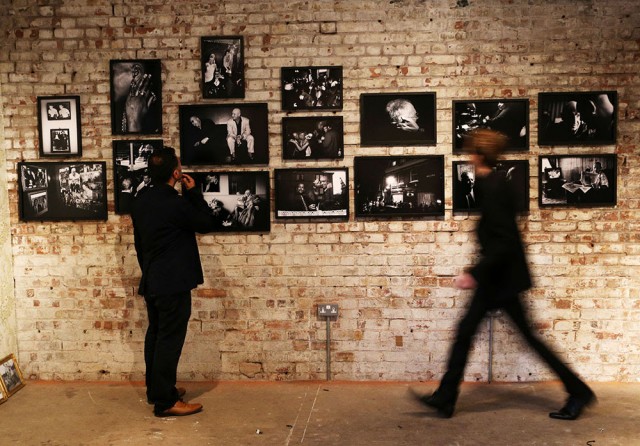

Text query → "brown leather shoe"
[155,400,203,417]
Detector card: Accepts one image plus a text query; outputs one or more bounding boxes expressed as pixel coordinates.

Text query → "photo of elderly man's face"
[386,99,420,132]
[561,101,583,133]
[461,171,474,195]
[360,93,436,146]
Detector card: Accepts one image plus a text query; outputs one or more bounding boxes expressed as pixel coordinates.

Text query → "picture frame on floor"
[37,95,82,157]
[354,156,445,219]
[112,139,163,214]
[281,116,344,160]
[201,36,245,99]
[179,103,269,166]
[360,92,437,146]
[0,381,7,405]
[182,170,271,232]
[18,161,108,221]
[110,59,163,135]
[452,160,530,213]
[274,168,349,220]
[0,354,26,397]
[452,99,529,153]
[538,91,617,146]
[538,154,617,207]
[281,66,343,111]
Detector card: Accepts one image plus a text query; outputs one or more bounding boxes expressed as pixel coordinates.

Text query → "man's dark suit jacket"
[321,128,339,157]
[132,182,218,296]
[469,171,532,305]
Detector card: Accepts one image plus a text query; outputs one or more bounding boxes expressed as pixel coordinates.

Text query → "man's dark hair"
[148,146,179,183]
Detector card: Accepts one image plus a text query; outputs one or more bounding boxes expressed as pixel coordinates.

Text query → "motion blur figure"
[414,129,595,421]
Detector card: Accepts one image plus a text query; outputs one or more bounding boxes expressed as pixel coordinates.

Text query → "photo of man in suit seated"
[226,108,255,162]
[182,171,270,232]
[179,104,268,166]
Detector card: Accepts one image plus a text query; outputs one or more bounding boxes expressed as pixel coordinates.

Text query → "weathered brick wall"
[1,0,638,382]
[0,73,18,359]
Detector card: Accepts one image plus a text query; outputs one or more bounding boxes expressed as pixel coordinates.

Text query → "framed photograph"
[18,161,108,221]
[179,103,269,166]
[0,354,25,397]
[183,170,270,232]
[201,36,244,99]
[113,139,163,214]
[354,156,444,219]
[538,91,617,146]
[539,154,616,207]
[360,92,437,146]
[274,168,348,220]
[0,381,7,405]
[453,99,529,153]
[282,116,344,160]
[281,66,343,111]
[37,95,82,157]
[110,59,162,135]
[452,160,530,213]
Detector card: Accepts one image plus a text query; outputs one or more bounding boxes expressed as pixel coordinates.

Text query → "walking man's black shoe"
[410,388,458,418]
[549,390,596,420]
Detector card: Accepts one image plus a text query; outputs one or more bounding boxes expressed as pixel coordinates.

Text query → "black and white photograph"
[452,160,530,213]
[37,95,82,157]
[538,91,617,146]
[282,116,344,160]
[20,164,48,191]
[453,99,529,153]
[281,66,343,111]
[183,171,270,232]
[44,100,72,120]
[110,59,162,135]
[113,139,163,214]
[360,92,437,146]
[179,103,269,166]
[50,129,71,153]
[274,168,348,220]
[539,155,616,207]
[0,354,25,397]
[201,36,244,99]
[26,190,48,217]
[354,156,445,218]
[18,162,108,221]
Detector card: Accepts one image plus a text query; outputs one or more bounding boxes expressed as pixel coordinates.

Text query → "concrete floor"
[0,381,638,446]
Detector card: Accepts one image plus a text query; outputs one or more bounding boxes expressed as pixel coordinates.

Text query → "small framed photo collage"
[0,354,26,404]
[18,162,108,221]
[37,96,83,157]
[26,33,619,226]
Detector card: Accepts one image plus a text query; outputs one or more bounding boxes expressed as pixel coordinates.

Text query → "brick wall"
[0,78,18,359]
[1,0,639,382]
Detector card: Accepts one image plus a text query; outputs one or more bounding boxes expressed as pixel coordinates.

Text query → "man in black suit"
[415,129,595,420]
[455,169,477,210]
[319,121,340,158]
[186,115,218,164]
[132,147,219,417]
